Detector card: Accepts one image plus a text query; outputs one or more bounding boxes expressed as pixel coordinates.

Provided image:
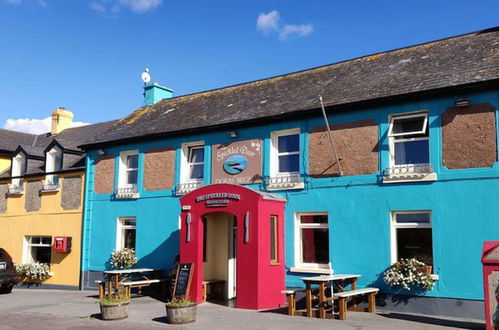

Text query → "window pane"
[397,228,433,265]
[394,140,429,165]
[278,134,299,153]
[278,154,299,172]
[41,237,51,245]
[124,219,136,226]
[396,213,430,224]
[189,164,204,179]
[127,170,138,185]
[392,116,426,135]
[54,153,62,171]
[301,228,329,264]
[33,246,51,264]
[270,217,276,261]
[124,228,136,250]
[127,154,138,169]
[301,215,328,224]
[189,147,204,163]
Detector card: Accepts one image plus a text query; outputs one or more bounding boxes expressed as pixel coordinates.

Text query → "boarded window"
[143,147,176,191]
[94,155,115,194]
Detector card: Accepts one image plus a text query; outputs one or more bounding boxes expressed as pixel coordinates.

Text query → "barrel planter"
[100,300,129,320]
[165,302,197,324]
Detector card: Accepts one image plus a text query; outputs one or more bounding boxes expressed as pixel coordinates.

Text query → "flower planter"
[100,301,129,320]
[165,303,197,324]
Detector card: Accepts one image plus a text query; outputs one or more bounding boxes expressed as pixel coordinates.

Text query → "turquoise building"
[80,28,499,317]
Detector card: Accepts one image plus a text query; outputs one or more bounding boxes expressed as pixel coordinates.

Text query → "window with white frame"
[45,146,62,186]
[271,129,300,175]
[24,236,52,264]
[11,152,26,189]
[119,151,139,188]
[181,142,205,182]
[388,113,429,167]
[295,213,329,269]
[117,217,136,250]
[391,211,433,267]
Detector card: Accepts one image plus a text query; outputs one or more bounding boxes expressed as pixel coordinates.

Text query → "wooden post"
[338,298,347,320]
[368,292,376,313]
[288,293,296,316]
[319,282,326,319]
[306,283,312,317]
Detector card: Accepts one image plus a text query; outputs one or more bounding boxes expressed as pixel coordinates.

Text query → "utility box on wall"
[53,236,72,253]
[482,241,499,330]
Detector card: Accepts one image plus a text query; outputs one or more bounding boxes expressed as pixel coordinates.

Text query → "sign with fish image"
[212,139,262,184]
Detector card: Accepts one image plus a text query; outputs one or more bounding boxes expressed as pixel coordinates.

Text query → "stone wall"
[94,155,115,194]
[143,147,176,191]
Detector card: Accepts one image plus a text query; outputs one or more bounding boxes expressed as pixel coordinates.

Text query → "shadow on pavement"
[152,316,168,324]
[380,312,485,329]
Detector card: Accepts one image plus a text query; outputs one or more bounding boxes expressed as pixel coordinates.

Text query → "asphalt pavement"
[0,288,486,329]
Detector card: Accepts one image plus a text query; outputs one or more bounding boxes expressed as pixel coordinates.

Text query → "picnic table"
[301,274,360,319]
[98,268,166,298]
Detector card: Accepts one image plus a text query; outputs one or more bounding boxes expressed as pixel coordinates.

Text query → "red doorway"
[179,184,286,310]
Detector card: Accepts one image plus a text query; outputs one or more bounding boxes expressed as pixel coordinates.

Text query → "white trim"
[388,113,428,137]
[118,150,139,188]
[294,212,329,271]
[390,211,432,265]
[180,141,205,185]
[270,128,300,177]
[11,153,25,189]
[116,217,136,250]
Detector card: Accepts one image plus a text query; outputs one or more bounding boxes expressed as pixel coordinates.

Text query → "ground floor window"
[24,236,52,264]
[391,211,433,267]
[270,215,278,265]
[295,213,329,269]
[117,217,136,250]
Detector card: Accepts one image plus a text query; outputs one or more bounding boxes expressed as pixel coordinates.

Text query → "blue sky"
[0,0,498,133]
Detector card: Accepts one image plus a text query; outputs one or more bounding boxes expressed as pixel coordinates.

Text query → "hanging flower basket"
[383,258,434,291]
[110,248,137,269]
[16,262,52,283]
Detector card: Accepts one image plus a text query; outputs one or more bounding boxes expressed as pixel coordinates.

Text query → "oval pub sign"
[223,154,248,175]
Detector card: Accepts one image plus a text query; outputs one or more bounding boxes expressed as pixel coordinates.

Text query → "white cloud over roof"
[256,10,313,41]
[3,117,89,134]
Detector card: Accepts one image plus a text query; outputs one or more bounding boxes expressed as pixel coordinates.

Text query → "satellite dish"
[141,68,151,83]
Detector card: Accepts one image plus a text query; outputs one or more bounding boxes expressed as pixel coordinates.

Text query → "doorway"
[202,212,237,302]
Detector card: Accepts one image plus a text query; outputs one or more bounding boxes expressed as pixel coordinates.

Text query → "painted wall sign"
[196,193,241,202]
[212,139,262,184]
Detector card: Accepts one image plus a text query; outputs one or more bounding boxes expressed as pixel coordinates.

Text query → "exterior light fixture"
[97,149,106,156]
[228,131,238,138]
[186,213,192,242]
[244,211,249,243]
[455,98,470,107]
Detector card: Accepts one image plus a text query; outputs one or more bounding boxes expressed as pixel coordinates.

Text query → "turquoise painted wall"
[82,88,499,300]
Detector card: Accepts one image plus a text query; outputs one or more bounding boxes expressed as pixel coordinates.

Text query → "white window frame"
[270,128,300,177]
[11,152,26,188]
[180,141,205,183]
[23,236,52,264]
[390,211,432,264]
[116,217,136,250]
[294,212,329,270]
[45,146,62,186]
[118,150,139,188]
[388,112,429,168]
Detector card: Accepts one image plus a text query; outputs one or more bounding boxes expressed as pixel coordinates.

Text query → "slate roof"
[0,120,117,178]
[83,27,499,148]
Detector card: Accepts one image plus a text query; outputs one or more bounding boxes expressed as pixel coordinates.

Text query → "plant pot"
[165,303,197,324]
[100,301,129,320]
[425,265,433,274]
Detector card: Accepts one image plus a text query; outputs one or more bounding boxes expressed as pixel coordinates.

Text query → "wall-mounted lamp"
[455,98,470,107]
[97,149,106,156]
[228,131,238,138]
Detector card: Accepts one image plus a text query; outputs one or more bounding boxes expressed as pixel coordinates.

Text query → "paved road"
[0,288,485,329]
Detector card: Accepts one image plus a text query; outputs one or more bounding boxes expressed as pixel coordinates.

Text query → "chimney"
[144,82,174,105]
[51,107,74,134]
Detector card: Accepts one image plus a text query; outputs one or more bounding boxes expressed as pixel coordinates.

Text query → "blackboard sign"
[172,263,194,299]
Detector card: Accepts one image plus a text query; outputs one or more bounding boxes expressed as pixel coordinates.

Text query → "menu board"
[172,263,194,299]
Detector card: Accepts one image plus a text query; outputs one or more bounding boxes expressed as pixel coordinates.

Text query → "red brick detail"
[94,155,115,194]
[309,120,379,177]
[143,147,176,191]
[442,103,497,169]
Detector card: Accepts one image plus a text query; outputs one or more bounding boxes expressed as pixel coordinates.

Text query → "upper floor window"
[388,113,429,166]
[177,142,205,195]
[267,129,303,190]
[119,150,139,188]
[187,146,204,180]
[11,152,26,190]
[45,146,62,187]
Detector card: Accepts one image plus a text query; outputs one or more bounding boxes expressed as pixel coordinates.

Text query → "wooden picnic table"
[99,268,162,298]
[301,274,360,319]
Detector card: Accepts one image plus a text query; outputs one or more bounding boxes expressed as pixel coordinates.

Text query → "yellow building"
[0,109,115,288]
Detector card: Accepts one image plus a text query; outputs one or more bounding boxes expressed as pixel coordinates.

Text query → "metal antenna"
[319,96,343,176]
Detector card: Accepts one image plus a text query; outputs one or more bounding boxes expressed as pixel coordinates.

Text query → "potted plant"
[383,258,434,291]
[110,248,137,269]
[99,289,130,320]
[165,298,197,324]
[16,262,52,284]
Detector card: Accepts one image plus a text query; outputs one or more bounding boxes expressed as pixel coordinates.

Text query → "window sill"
[176,181,204,195]
[290,267,332,275]
[266,173,304,191]
[383,172,437,184]
[430,274,439,281]
[114,187,139,199]
[40,184,60,193]
[6,188,23,196]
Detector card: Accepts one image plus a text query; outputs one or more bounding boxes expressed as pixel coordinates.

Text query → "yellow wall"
[203,212,230,281]
[0,172,84,287]
[0,155,10,173]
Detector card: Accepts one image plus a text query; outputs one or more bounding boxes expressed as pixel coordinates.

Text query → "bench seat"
[121,278,168,297]
[334,287,379,320]
[281,288,306,316]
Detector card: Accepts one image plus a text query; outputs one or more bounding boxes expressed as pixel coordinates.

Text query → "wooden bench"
[121,278,168,298]
[334,287,379,320]
[202,280,225,302]
[95,280,110,299]
[281,288,306,316]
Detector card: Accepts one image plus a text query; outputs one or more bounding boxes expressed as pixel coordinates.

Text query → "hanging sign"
[211,139,262,184]
[195,193,241,208]
[172,263,194,299]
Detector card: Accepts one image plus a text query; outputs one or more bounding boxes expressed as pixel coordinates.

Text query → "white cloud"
[90,0,162,14]
[256,10,280,35]
[256,10,313,41]
[3,117,89,135]
[279,24,313,40]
